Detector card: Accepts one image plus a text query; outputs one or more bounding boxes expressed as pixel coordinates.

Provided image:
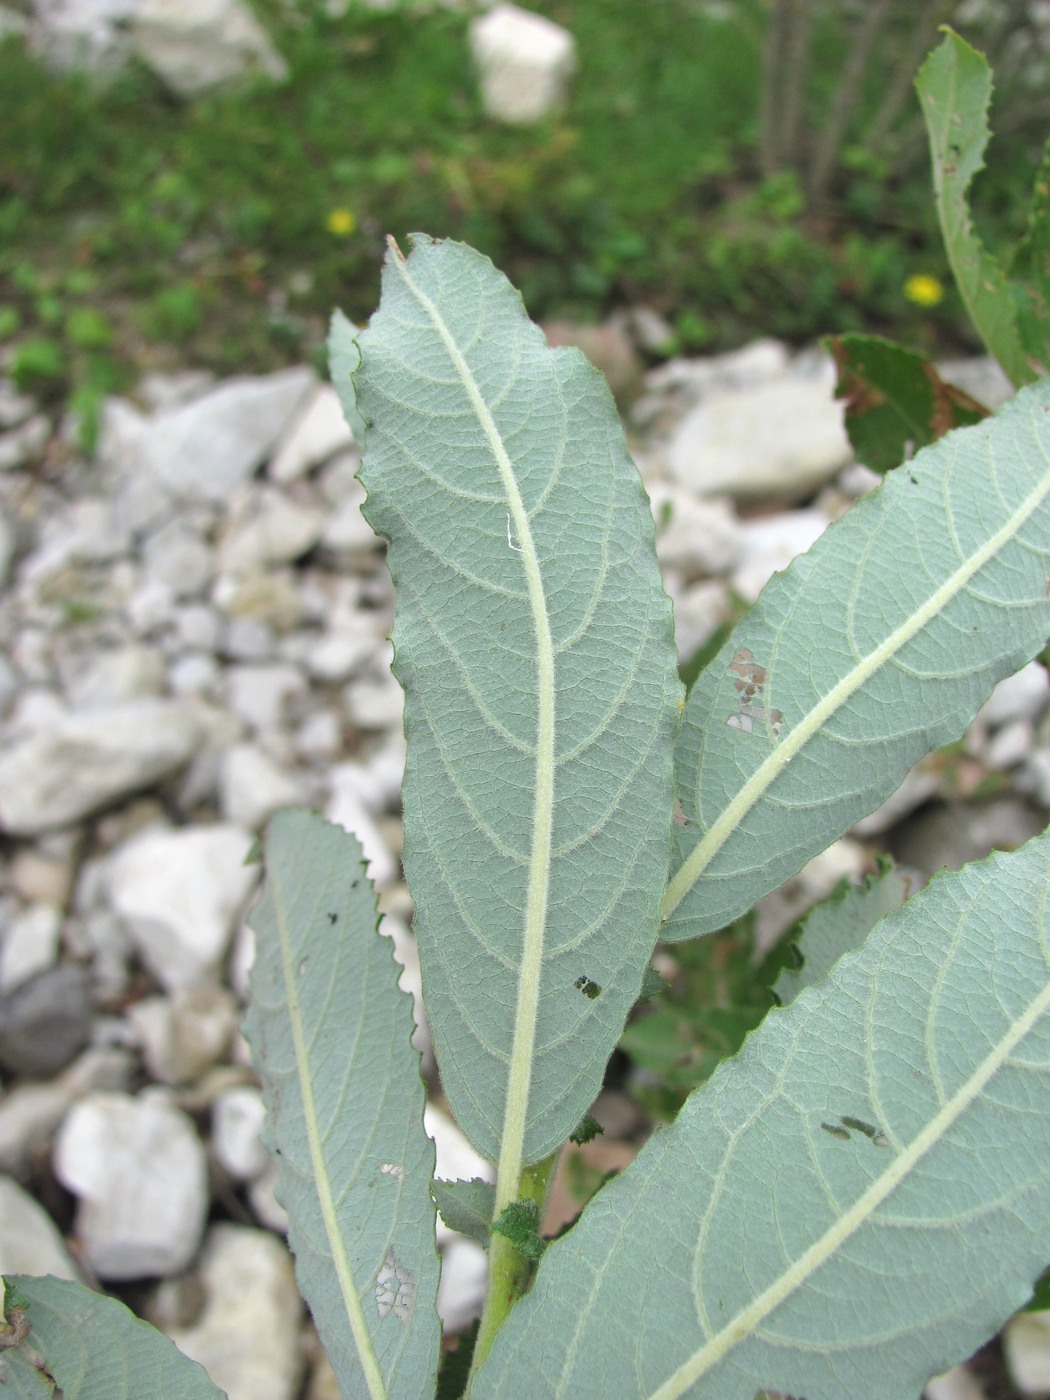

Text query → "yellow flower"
[904,273,944,308]
[326,208,356,237]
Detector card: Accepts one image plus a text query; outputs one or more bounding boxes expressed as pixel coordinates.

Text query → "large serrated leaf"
[663,380,1050,940]
[0,1275,224,1399]
[245,810,440,1400]
[343,235,681,1169]
[431,1179,496,1248]
[915,28,1033,387]
[474,829,1050,1400]
[773,858,909,1005]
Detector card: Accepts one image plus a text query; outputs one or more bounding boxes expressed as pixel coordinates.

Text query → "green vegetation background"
[2,0,1046,437]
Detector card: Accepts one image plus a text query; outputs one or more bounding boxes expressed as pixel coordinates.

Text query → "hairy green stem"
[467,1152,558,1389]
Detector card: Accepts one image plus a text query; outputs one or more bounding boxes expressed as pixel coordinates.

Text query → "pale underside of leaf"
[245,810,440,1400]
[0,1274,226,1400]
[664,380,1050,940]
[774,859,909,1006]
[352,235,681,1181]
[475,829,1050,1400]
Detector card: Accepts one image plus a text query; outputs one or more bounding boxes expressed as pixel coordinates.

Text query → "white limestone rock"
[666,354,850,501]
[667,579,729,663]
[169,1226,303,1400]
[128,984,238,1084]
[1004,1308,1050,1395]
[268,383,355,483]
[218,742,304,828]
[924,1365,987,1400]
[983,718,1032,771]
[326,771,399,887]
[62,644,166,708]
[0,1047,132,1175]
[29,0,134,73]
[343,670,404,731]
[217,488,325,573]
[0,903,62,993]
[212,1084,268,1180]
[108,823,256,990]
[224,662,307,732]
[731,508,830,604]
[0,413,50,472]
[9,846,75,907]
[131,0,288,98]
[138,368,315,504]
[938,355,1014,411]
[141,519,215,599]
[0,512,14,591]
[436,1235,488,1332]
[851,760,942,837]
[19,496,130,586]
[0,699,203,835]
[213,567,305,632]
[54,1090,208,1279]
[650,486,742,580]
[222,616,276,662]
[470,3,574,124]
[0,378,36,429]
[383,912,430,1067]
[1020,748,1050,809]
[977,659,1050,728]
[247,1159,288,1233]
[304,622,377,682]
[0,1174,83,1282]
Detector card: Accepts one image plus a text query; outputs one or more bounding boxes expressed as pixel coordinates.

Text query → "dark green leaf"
[569,1114,604,1146]
[491,1200,545,1262]
[826,334,988,473]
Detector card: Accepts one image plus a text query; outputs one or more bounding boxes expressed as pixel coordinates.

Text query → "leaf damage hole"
[380,1162,405,1180]
[375,1247,416,1323]
[327,912,338,925]
[574,974,602,999]
[298,957,309,976]
[821,1115,890,1147]
[726,649,784,738]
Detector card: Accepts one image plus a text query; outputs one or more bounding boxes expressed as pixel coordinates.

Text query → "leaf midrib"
[661,434,1050,922]
[390,250,555,1211]
[272,865,388,1400]
[643,959,1050,1400]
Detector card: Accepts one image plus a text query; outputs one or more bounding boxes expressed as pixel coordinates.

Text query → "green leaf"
[774,858,909,1005]
[474,829,1050,1399]
[1010,137,1050,378]
[663,380,1050,940]
[915,28,1033,386]
[328,308,367,441]
[569,1113,604,1146]
[431,1178,496,1248]
[245,810,440,1400]
[825,333,988,473]
[0,1274,224,1399]
[435,1320,479,1400]
[491,1200,545,1262]
[349,235,681,1186]
[638,963,670,1002]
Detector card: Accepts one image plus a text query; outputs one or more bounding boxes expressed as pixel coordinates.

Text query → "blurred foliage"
[0,1,1047,429]
[620,915,793,1121]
